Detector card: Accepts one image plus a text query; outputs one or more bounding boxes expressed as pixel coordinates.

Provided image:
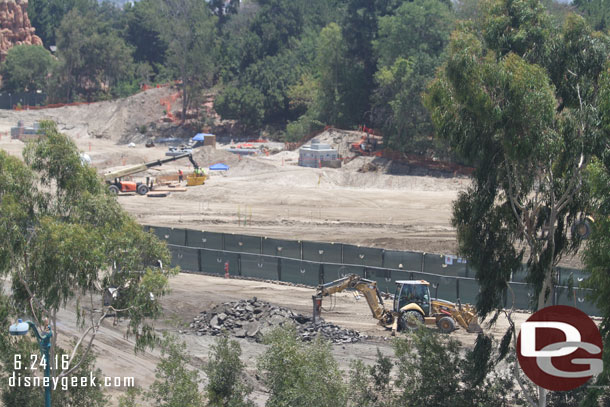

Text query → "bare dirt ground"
[0,89,583,405]
[46,273,529,406]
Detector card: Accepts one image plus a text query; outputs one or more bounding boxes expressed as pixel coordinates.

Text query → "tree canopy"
[0,45,55,93]
[0,121,175,386]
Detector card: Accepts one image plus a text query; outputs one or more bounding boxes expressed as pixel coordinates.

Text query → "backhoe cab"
[393,280,481,334]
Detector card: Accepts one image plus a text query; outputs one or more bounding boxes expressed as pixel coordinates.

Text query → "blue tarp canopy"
[209,163,229,171]
[193,133,214,141]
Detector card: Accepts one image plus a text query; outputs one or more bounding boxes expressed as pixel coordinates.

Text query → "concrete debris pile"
[190,297,366,344]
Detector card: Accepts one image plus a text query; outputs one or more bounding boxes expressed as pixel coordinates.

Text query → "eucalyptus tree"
[153,0,218,124]
[0,122,175,384]
[424,1,609,405]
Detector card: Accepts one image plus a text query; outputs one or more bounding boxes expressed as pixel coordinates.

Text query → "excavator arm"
[316,274,394,325]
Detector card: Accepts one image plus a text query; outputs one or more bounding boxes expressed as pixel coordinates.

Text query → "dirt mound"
[0,87,177,143]
[192,146,276,176]
[190,297,366,344]
[311,128,363,158]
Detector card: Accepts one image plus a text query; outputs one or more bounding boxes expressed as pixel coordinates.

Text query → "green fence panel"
[169,228,186,246]
[341,245,383,267]
[423,253,469,277]
[558,267,590,286]
[149,226,172,243]
[410,272,457,302]
[302,241,342,263]
[150,226,186,246]
[262,237,301,259]
[508,282,535,311]
[511,265,529,283]
[169,245,200,272]
[185,230,223,250]
[383,250,423,272]
[457,279,479,304]
[322,264,364,283]
[555,286,598,315]
[205,232,224,250]
[224,233,261,254]
[573,289,598,316]
[186,229,204,248]
[364,268,394,294]
[281,259,320,286]
[201,250,239,275]
[240,253,279,280]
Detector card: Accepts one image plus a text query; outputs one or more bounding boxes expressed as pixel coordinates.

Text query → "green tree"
[257,325,348,407]
[373,0,453,153]
[0,45,55,93]
[122,0,168,76]
[581,152,610,404]
[204,336,254,407]
[0,121,175,395]
[214,85,265,131]
[392,328,514,407]
[347,350,393,407]
[153,0,217,124]
[314,23,349,126]
[28,0,97,47]
[54,8,134,101]
[573,0,610,31]
[424,3,609,405]
[146,334,205,407]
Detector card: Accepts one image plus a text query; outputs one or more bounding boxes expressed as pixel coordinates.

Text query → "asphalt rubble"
[189,297,367,344]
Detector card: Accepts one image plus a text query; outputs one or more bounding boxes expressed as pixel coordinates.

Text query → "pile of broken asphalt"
[189,297,367,344]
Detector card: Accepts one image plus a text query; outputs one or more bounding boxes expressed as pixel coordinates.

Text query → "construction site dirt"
[0,88,578,405]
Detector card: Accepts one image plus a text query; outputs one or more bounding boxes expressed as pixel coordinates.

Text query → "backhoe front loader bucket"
[467,320,483,333]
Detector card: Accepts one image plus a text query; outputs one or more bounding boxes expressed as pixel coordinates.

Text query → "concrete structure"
[298,140,339,168]
[11,121,41,141]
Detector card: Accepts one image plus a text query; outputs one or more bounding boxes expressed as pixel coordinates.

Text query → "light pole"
[9,319,52,407]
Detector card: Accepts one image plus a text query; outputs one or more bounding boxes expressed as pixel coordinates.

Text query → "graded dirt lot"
[0,89,571,405]
[0,90,470,255]
[48,273,529,406]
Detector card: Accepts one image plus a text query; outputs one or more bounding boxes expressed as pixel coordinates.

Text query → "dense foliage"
[0,121,176,406]
[12,0,607,148]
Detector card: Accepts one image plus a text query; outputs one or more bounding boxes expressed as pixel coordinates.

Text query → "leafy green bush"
[257,325,347,407]
[204,335,254,407]
[146,334,205,407]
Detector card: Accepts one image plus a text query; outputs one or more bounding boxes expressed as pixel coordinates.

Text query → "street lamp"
[9,319,53,407]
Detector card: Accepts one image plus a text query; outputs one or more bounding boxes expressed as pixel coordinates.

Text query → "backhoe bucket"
[467,320,483,333]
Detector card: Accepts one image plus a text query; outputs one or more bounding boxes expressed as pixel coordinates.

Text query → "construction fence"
[145,225,599,316]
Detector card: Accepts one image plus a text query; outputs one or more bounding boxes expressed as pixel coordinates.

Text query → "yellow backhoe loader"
[313,274,481,335]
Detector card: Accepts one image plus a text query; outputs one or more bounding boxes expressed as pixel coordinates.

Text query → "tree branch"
[59,307,110,378]
[505,285,537,407]
[505,158,536,249]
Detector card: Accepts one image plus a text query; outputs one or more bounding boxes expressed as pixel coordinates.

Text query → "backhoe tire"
[401,310,424,331]
[137,184,149,195]
[437,316,456,334]
[108,185,120,195]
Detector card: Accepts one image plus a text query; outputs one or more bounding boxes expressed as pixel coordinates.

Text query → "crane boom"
[103,152,199,181]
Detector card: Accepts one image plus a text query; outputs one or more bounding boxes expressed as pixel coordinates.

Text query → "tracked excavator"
[313,274,481,335]
[103,152,205,195]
